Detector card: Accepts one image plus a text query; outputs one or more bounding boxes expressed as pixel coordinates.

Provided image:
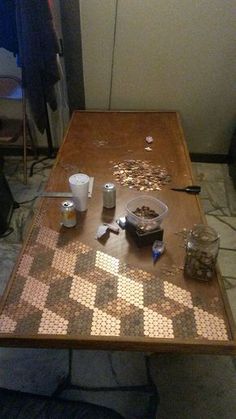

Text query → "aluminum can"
[61,200,77,227]
[102,183,116,208]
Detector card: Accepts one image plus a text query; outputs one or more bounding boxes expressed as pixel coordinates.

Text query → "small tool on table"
[41,177,94,198]
[171,185,201,194]
[152,240,165,263]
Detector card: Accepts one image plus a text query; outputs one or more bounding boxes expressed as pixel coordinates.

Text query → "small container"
[103,183,116,208]
[152,240,165,263]
[61,200,77,228]
[184,224,219,281]
[126,195,168,232]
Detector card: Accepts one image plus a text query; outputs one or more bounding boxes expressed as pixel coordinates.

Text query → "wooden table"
[0,111,235,354]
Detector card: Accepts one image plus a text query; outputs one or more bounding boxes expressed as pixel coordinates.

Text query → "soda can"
[61,200,77,227]
[102,183,116,209]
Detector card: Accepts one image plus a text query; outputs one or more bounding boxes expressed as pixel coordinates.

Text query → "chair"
[0,75,37,183]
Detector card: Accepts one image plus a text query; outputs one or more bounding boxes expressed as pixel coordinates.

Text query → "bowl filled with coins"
[126,196,168,232]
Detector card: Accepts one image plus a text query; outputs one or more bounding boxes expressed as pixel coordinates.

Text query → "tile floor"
[191,162,236,322]
[0,157,236,419]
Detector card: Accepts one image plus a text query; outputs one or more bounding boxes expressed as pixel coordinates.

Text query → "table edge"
[0,334,235,355]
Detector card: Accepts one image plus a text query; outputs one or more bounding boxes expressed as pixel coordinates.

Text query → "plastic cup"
[69,173,89,211]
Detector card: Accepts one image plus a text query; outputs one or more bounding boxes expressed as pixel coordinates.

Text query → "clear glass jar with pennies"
[184,224,219,281]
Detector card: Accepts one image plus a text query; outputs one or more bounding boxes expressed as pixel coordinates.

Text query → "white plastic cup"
[69,173,90,211]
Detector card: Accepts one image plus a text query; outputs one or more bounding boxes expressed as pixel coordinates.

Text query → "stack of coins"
[184,248,216,281]
[184,224,219,281]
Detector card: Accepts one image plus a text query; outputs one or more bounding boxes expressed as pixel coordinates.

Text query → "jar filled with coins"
[184,224,219,281]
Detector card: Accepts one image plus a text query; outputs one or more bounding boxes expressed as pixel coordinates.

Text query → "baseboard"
[189,153,229,163]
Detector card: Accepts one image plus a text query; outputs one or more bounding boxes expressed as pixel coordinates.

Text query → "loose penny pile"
[132,205,159,219]
[184,249,217,281]
[113,160,171,191]
[184,227,219,281]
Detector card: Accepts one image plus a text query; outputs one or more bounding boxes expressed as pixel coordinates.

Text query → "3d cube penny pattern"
[0,220,230,342]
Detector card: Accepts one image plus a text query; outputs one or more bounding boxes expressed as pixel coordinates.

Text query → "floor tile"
[218,249,236,278]
[198,183,211,199]
[0,242,21,295]
[223,277,236,290]
[193,163,225,182]
[207,209,224,216]
[218,216,236,229]
[206,215,236,250]
[201,199,216,214]
[204,181,228,208]
[226,287,236,322]
[221,207,232,216]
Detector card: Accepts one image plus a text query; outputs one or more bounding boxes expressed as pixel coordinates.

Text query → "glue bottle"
[152,240,165,263]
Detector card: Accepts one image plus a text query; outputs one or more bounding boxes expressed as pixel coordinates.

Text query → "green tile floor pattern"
[192,163,236,324]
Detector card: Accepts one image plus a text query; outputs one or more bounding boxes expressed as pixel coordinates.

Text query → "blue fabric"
[0,0,18,54]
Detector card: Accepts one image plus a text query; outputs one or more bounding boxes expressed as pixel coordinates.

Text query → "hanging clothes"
[16,0,60,133]
[0,0,18,55]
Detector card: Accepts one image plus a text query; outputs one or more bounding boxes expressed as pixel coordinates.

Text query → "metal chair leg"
[27,119,38,160]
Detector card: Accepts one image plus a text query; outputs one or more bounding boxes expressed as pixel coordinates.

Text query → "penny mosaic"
[52,249,77,276]
[70,276,97,310]
[193,307,228,341]
[95,251,120,276]
[117,275,144,309]
[143,307,174,339]
[21,277,49,310]
[91,308,121,336]
[164,281,193,309]
[38,308,69,335]
[17,254,34,277]
[120,308,144,337]
[0,315,17,333]
[37,226,59,249]
[0,219,230,342]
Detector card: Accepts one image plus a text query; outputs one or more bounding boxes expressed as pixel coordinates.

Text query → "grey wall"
[79,0,236,154]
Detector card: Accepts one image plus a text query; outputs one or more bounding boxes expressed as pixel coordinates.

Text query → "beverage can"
[61,200,77,227]
[102,183,116,209]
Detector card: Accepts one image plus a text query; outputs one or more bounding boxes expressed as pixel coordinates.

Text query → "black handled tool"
[171,185,201,194]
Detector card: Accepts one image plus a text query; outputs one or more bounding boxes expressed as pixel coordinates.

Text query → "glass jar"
[184,224,220,281]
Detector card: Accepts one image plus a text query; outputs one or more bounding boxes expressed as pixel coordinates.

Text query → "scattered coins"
[184,225,219,281]
[184,249,216,281]
[161,264,184,276]
[133,205,159,219]
[113,160,171,191]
